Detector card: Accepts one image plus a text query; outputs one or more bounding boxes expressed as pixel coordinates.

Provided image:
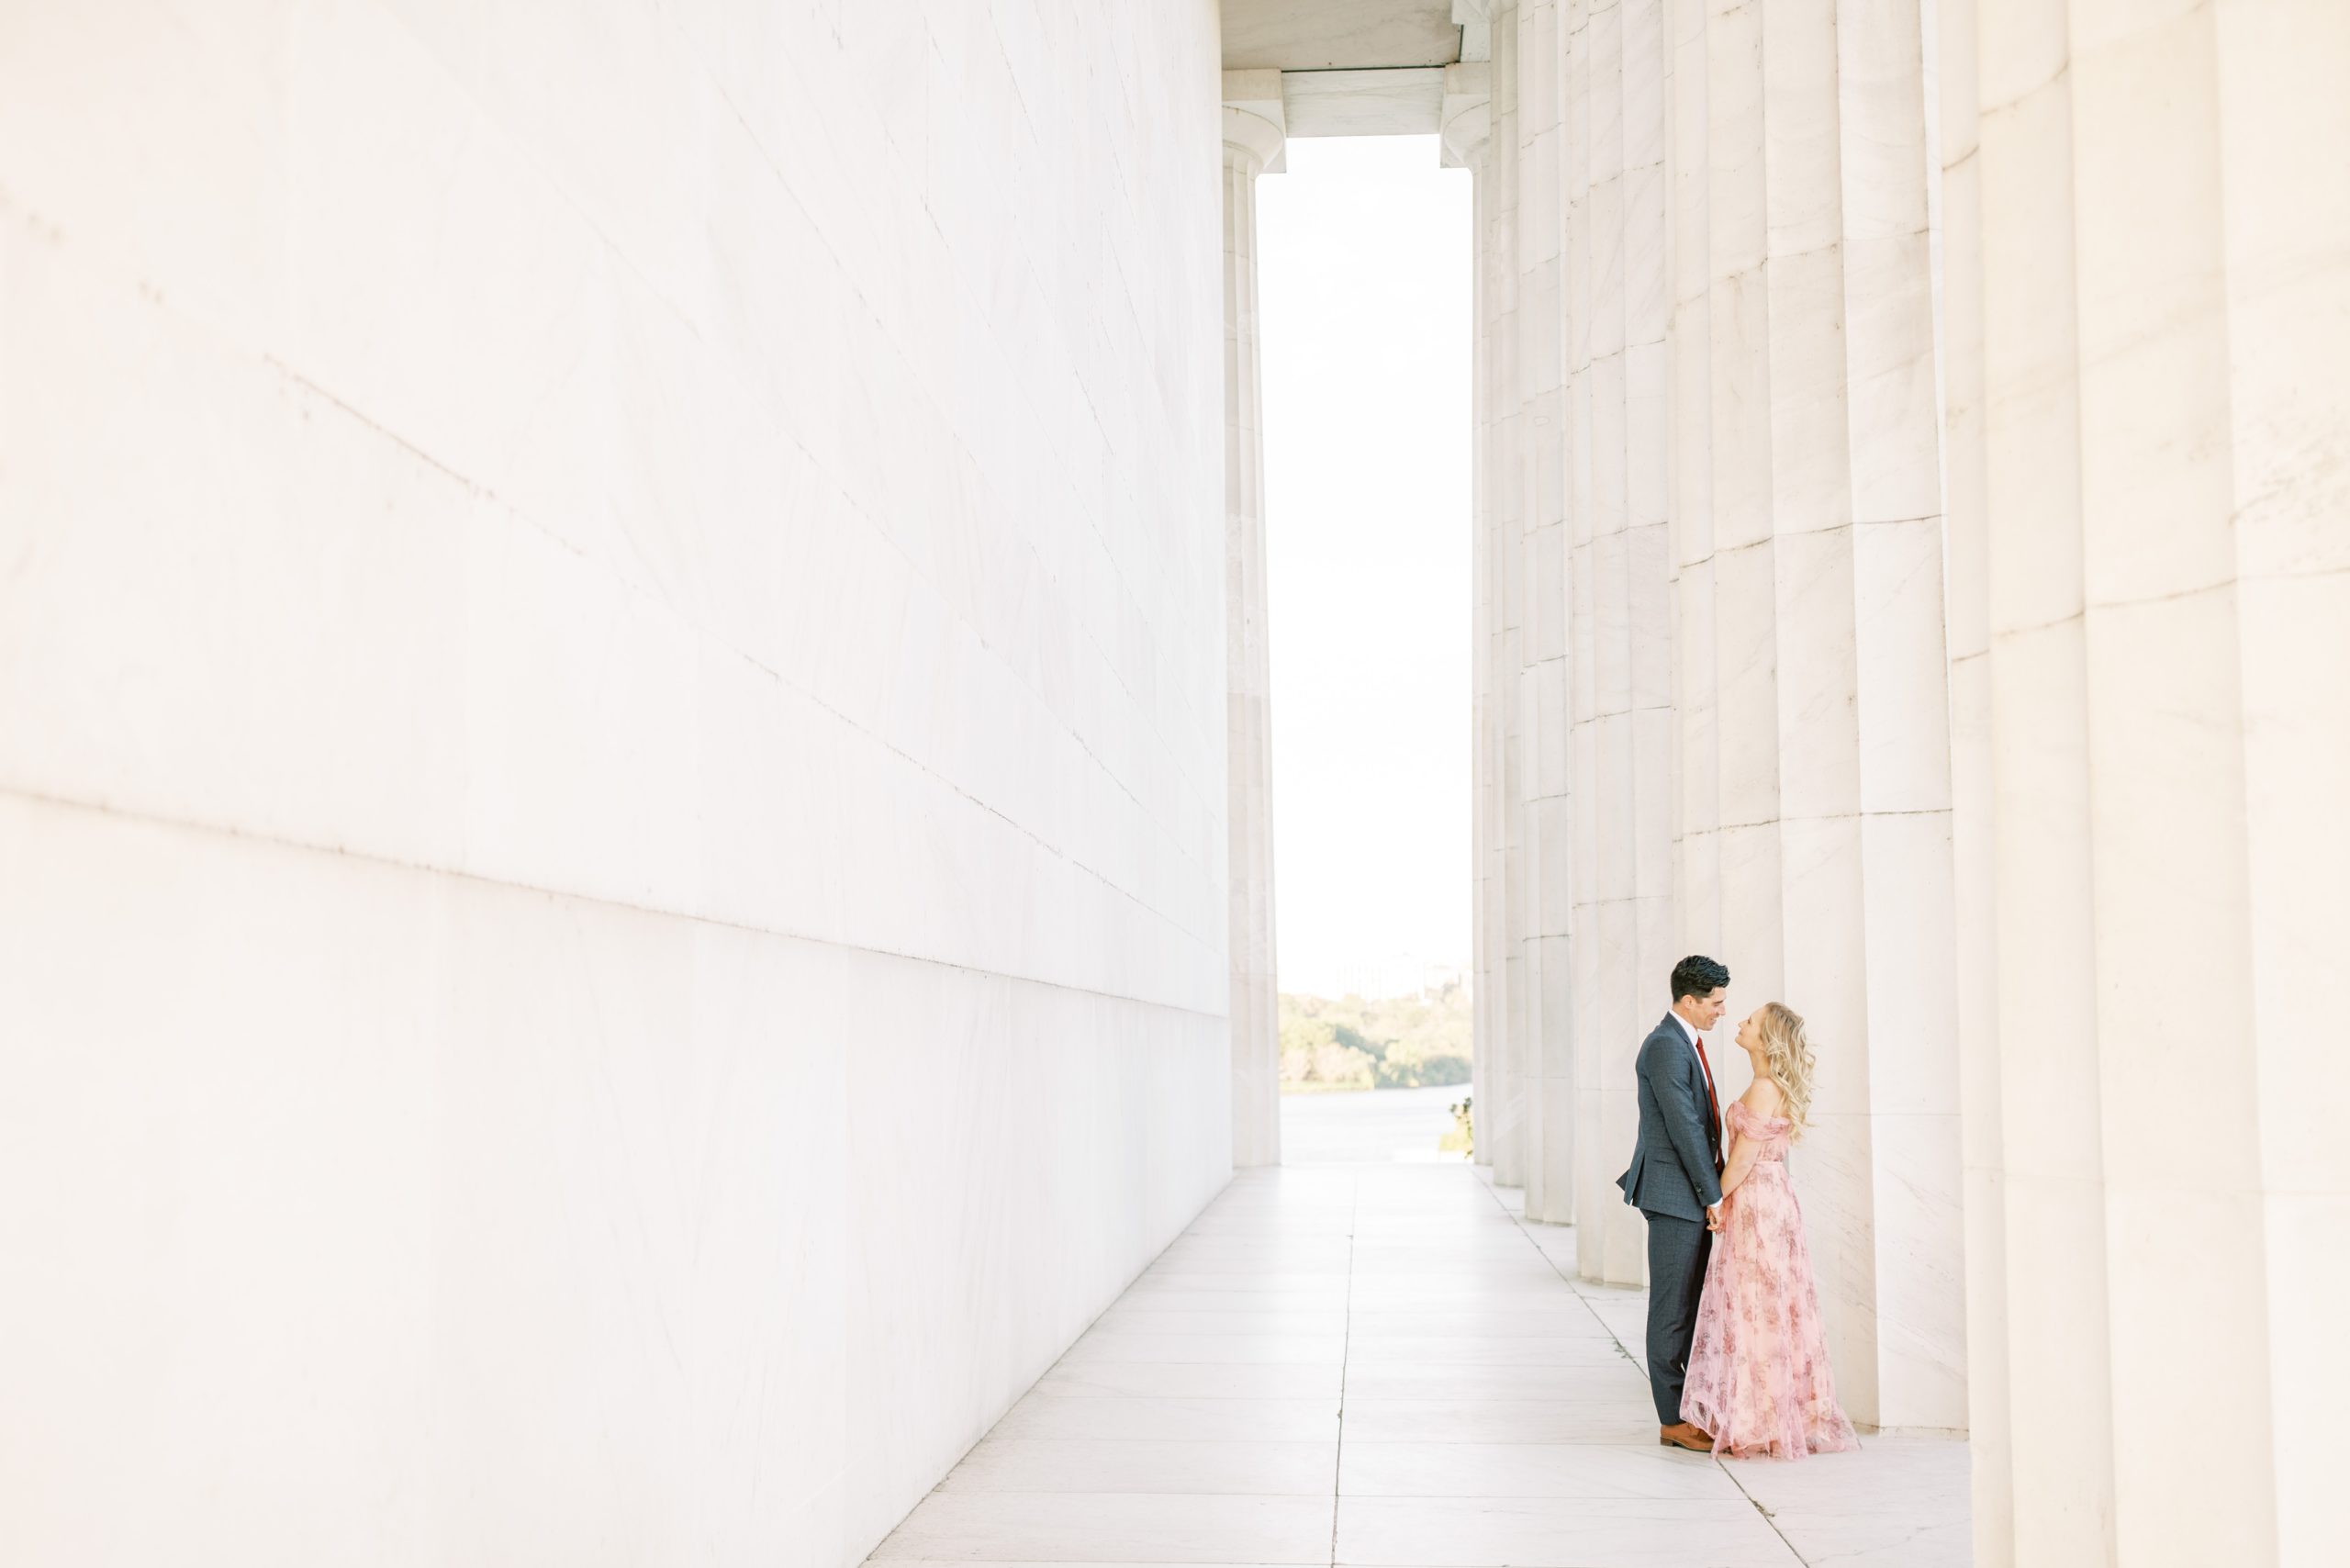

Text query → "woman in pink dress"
[1680,1002,1859,1460]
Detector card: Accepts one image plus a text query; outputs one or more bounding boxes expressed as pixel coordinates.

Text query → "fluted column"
[1449,86,1502,1171]
[1799,0,1964,1435]
[2218,8,2350,1560]
[1936,1,2009,1560]
[1662,3,1722,1267]
[1564,0,1676,1280]
[1654,0,1964,1428]
[1515,0,1575,1226]
[1482,5,1530,1188]
[1222,73,1285,1170]
[1944,3,2350,1563]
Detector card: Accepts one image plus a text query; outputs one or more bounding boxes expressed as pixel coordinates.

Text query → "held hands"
[1705,1204,1725,1234]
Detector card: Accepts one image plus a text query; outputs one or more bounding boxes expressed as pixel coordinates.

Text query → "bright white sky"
[1257,134,1472,1000]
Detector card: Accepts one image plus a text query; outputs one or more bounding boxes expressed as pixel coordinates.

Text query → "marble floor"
[867,1160,1970,1568]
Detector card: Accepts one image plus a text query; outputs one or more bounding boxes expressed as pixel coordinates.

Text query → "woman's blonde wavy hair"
[1755,1002,1818,1140]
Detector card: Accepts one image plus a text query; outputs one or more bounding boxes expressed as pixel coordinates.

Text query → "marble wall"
[0,4,1232,1565]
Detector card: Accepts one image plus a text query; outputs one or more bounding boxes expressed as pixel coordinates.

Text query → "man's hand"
[1705,1204,1724,1234]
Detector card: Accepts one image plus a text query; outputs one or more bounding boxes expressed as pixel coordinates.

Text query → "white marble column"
[1453,69,1500,1166]
[1796,0,1964,1436]
[1481,5,1531,1189]
[1452,84,1503,1170]
[1565,0,1677,1281]
[1653,0,1964,1429]
[1934,0,2011,1559]
[1445,50,1505,1172]
[1934,0,2009,1558]
[1662,0,1723,1230]
[1514,0,1576,1226]
[2218,7,2350,1560]
[1222,73,1285,1170]
[1943,3,2350,1562]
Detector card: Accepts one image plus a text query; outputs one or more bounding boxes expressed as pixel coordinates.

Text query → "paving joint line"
[1473,1170,1813,1568]
[1326,1172,1359,1568]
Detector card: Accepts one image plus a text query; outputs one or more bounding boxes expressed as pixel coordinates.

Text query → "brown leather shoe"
[1659,1420,1715,1452]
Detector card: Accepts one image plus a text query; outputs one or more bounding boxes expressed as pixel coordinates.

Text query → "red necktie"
[1692,1034,1723,1175]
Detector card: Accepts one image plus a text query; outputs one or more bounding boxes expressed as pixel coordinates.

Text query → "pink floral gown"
[1680,1100,1859,1459]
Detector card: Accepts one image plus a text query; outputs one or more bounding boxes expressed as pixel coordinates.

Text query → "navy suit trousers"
[1644,1210,1713,1426]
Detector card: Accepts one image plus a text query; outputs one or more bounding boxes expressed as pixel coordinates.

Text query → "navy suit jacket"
[1616,1012,1725,1222]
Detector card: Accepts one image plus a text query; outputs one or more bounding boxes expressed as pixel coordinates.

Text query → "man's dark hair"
[1670,954,1730,1002]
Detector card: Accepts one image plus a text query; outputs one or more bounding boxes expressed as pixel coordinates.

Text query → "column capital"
[1440,62,1491,169]
[1222,68,1286,174]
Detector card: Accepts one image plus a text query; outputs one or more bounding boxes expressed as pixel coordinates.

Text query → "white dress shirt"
[1671,1009,1720,1133]
[1673,1011,1710,1100]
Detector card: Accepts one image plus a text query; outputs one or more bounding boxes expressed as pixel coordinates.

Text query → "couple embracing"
[1617,955,1858,1461]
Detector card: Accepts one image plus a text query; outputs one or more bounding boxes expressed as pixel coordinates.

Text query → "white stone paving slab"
[1061,1332,1351,1366]
[866,1164,1969,1567]
[874,1493,1334,1563]
[1334,1496,1801,1566]
[941,1439,1337,1496]
[990,1395,1342,1443]
[1095,1307,1355,1337]
[1035,1362,1346,1400]
[1339,1440,1743,1500]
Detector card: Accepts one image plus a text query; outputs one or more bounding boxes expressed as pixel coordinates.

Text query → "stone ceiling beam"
[1221,0,1464,71]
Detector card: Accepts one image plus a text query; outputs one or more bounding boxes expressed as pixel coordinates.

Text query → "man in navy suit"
[1617,954,1729,1451]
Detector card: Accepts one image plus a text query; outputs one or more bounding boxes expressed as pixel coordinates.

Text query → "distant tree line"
[1278,980,1472,1092]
